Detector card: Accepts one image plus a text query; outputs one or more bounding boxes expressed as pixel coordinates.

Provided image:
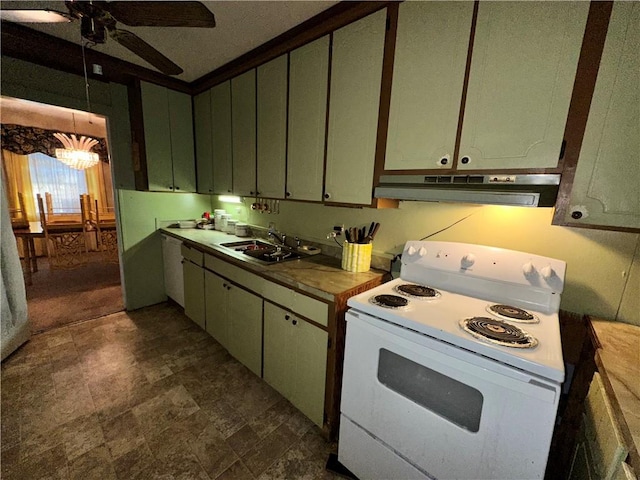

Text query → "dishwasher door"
[161,234,184,307]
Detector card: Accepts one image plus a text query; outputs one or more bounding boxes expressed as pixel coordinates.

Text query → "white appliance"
[338,241,567,480]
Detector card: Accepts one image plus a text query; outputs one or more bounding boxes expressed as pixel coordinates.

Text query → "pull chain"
[81,35,92,123]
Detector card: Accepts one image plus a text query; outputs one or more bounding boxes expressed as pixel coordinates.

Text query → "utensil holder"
[342,241,372,273]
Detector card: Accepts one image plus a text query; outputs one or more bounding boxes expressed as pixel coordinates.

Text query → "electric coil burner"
[487,304,538,323]
[459,317,538,348]
[369,294,408,309]
[394,283,441,299]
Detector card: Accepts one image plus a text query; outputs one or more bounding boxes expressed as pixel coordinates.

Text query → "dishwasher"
[161,234,184,307]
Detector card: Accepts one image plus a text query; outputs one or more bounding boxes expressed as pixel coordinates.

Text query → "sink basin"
[219,239,302,264]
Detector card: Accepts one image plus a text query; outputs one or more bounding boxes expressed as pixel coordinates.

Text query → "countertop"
[589,318,640,473]
[160,227,387,303]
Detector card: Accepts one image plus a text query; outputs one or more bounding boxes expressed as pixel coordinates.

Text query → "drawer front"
[584,373,629,480]
[181,244,204,266]
[204,254,264,294]
[262,281,328,327]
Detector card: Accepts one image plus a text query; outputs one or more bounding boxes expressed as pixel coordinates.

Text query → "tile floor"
[1,302,341,479]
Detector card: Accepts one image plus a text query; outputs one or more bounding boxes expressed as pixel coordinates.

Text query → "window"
[28,152,87,213]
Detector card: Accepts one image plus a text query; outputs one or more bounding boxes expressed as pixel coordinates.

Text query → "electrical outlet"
[333,225,344,235]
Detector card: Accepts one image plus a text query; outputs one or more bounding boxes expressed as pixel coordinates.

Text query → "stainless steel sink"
[219,240,302,264]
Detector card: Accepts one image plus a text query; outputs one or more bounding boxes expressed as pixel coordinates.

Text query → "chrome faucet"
[268,228,286,246]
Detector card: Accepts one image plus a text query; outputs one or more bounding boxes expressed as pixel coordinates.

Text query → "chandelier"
[54,131,100,170]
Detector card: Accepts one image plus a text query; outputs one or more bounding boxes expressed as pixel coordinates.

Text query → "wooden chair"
[9,192,29,229]
[37,193,88,269]
[91,199,118,263]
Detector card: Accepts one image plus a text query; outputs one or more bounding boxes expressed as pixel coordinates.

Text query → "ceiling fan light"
[0,10,71,23]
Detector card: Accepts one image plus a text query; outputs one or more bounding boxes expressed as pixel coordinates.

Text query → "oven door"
[339,310,560,480]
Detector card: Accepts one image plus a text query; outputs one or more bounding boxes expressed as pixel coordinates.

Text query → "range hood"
[374,174,561,207]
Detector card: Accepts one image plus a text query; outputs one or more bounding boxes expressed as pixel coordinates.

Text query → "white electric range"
[338,241,567,480]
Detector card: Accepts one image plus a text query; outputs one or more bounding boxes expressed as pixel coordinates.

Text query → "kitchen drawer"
[584,373,629,480]
[262,281,328,327]
[204,253,264,295]
[181,244,203,266]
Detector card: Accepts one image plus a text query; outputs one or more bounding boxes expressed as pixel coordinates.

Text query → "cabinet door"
[459,2,589,170]
[212,81,233,195]
[263,302,294,399]
[183,260,205,330]
[232,69,257,197]
[204,269,229,349]
[325,10,386,205]
[287,36,329,201]
[566,2,640,229]
[161,235,184,307]
[141,82,173,191]
[291,316,327,427]
[257,55,287,199]
[227,285,262,377]
[168,89,196,192]
[385,2,473,171]
[194,89,214,194]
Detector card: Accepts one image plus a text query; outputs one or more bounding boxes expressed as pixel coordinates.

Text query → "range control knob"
[540,265,555,280]
[406,246,417,256]
[418,247,427,257]
[461,253,476,269]
[522,262,536,276]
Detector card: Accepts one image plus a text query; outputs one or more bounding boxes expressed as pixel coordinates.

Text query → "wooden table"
[12,221,44,286]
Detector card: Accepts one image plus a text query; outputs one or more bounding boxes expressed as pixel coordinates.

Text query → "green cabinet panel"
[227,285,262,377]
[141,82,196,192]
[385,2,473,171]
[566,2,640,229]
[257,55,287,199]
[212,81,233,195]
[287,36,329,202]
[263,302,327,427]
[232,69,257,197]
[183,258,205,330]
[459,2,589,170]
[325,10,386,205]
[194,90,214,194]
[204,269,229,349]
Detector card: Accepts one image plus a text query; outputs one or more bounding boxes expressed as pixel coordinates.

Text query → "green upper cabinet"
[385,2,473,171]
[194,89,214,194]
[141,81,196,192]
[212,81,233,195]
[565,2,640,229]
[325,10,386,205]
[287,36,329,202]
[231,69,257,197]
[257,55,288,199]
[458,2,589,170]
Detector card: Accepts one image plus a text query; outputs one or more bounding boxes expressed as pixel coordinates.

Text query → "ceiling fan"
[0,1,216,75]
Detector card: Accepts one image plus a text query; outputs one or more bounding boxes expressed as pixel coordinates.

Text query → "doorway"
[1,96,124,333]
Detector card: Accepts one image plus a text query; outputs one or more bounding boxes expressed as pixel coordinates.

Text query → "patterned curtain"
[0,124,109,163]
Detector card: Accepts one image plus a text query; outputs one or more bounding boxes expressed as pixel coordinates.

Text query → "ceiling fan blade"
[102,2,215,28]
[109,28,183,75]
[0,9,71,23]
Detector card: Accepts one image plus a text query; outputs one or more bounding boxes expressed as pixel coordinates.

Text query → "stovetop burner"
[459,317,538,348]
[394,283,441,299]
[369,294,409,309]
[487,304,538,323]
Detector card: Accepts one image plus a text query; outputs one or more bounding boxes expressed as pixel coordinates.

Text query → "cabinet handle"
[460,157,470,165]
[292,319,297,326]
[323,193,331,200]
[571,211,583,219]
[175,186,180,190]
[440,157,449,166]
[228,189,232,193]
[285,314,290,321]
[222,283,227,288]
[250,191,254,195]
[227,285,231,290]
[285,192,291,198]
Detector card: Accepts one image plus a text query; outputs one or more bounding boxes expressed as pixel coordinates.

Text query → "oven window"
[377,348,483,433]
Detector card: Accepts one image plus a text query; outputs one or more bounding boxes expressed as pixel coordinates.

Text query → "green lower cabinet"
[227,286,263,377]
[183,259,205,330]
[204,270,229,349]
[263,302,327,427]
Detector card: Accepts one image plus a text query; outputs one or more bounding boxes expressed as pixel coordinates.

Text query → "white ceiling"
[3,1,339,82]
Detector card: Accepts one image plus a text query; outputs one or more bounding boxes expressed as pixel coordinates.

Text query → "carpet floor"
[25,252,124,334]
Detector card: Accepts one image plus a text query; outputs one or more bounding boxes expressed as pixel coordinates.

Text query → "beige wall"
[216,198,639,326]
